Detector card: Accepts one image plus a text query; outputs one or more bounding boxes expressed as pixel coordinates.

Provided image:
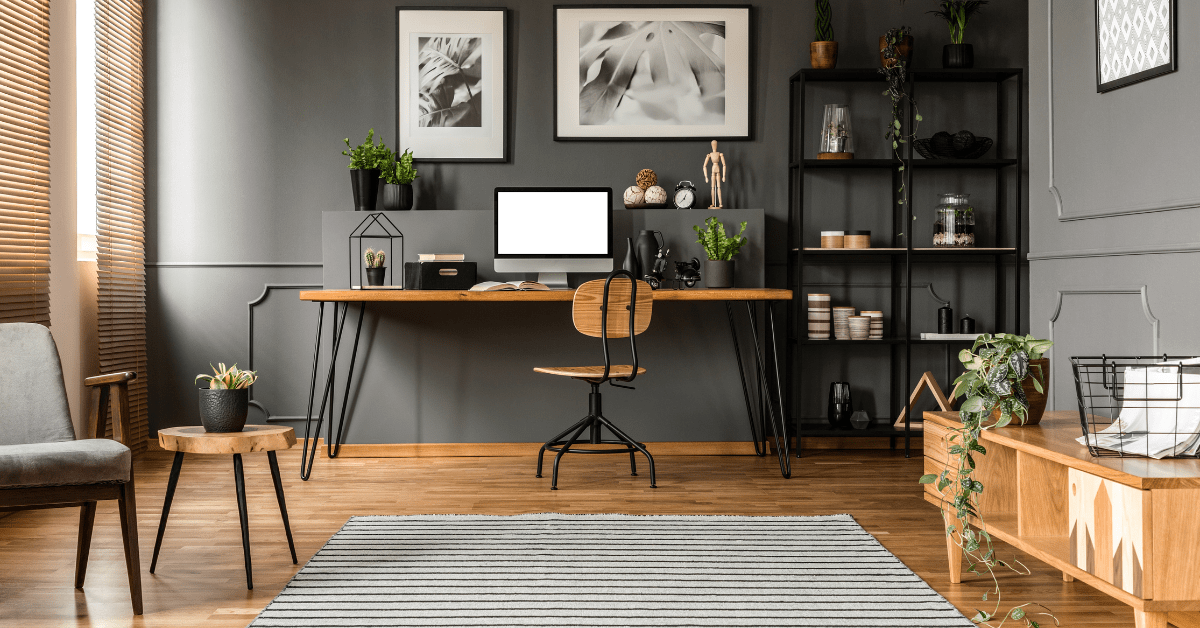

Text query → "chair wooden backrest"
[572,275,653,338]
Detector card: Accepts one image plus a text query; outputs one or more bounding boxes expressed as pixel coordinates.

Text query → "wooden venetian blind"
[96,0,147,451]
[0,0,50,325]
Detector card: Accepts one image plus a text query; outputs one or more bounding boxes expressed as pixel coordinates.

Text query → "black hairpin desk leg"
[300,301,366,480]
[726,301,791,478]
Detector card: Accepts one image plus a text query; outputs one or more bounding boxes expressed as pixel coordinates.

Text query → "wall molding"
[1028,242,1200,260]
[247,283,323,422]
[1046,286,1159,408]
[148,262,323,268]
[1046,0,1200,222]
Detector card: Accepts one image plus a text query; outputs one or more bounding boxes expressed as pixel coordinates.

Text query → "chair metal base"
[536,385,656,490]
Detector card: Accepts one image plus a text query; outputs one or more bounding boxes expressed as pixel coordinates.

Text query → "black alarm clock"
[674,181,697,209]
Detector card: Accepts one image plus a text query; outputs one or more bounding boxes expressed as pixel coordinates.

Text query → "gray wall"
[145,0,1029,441]
[1028,0,1200,411]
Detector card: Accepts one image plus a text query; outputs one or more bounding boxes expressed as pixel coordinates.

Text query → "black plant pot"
[198,388,248,433]
[942,44,974,69]
[381,183,415,211]
[704,260,734,289]
[350,168,381,211]
[365,267,387,286]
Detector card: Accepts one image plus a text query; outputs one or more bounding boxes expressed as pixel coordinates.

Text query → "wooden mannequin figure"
[703,140,727,209]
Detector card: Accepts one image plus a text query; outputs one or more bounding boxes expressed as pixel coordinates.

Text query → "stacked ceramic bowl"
[861,310,884,340]
[832,306,856,340]
[807,294,830,339]
[848,315,870,340]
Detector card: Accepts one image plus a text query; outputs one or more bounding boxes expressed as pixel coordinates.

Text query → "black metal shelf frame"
[785,67,1024,459]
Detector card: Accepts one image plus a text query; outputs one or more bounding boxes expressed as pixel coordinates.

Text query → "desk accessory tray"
[404,261,477,290]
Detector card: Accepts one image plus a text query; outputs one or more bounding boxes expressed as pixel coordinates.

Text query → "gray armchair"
[0,323,143,615]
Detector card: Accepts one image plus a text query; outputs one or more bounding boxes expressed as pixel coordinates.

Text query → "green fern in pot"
[693,217,747,289]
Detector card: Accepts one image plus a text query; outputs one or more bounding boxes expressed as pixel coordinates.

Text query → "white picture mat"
[496,191,610,255]
[398,10,505,159]
[555,7,750,139]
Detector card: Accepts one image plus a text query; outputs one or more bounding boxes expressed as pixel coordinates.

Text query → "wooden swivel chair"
[534,271,655,490]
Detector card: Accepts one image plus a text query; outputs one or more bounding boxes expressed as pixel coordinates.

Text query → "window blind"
[0,0,50,325]
[96,0,146,451]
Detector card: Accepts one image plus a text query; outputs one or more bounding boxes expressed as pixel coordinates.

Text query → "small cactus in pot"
[364,248,387,286]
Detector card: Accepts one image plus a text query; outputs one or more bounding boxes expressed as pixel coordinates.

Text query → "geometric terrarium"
[349,212,404,290]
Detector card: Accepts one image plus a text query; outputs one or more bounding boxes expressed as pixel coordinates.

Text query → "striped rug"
[251,513,970,627]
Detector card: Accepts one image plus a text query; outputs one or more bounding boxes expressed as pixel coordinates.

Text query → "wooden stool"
[152,425,297,590]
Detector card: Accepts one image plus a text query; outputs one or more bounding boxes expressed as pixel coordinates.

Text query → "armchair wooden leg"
[74,501,98,588]
[943,511,963,584]
[117,480,144,615]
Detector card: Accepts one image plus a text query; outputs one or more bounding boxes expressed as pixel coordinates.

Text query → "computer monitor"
[494,187,613,289]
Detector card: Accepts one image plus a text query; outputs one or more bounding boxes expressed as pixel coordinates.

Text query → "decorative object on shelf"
[673,258,702,288]
[932,193,975,247]
[195,363,257,433]
[644,185,667,206]
[827,381,852,429]
[636,168,657,189]
[915,130,993,159]
[635,230,664,281]
[622,237,640,278]
[807,293,830,340]
[403,261,477,290]
[693,216,746,289]
[1073,355,1200,458]
[623,185,646,208]
[817,104,853,159]
[959,313,975,335]
[624,171,667,208]
[878,26,913,68]
[929,1,988,69]
[879,28,921,222]
[810,0,838,69]
[938,302,954,334]
[820,231,844,249]
[381,148,418,211]
[554,6,752,140]
[848,315,870,340]
[843,231,870,249]
[349,213,404,290]
[894,371,952,425]
[644,246,670,290]
[396,8,509,161]
[832,306,855,340]
[673,181,697,209]
[920,334,1056,627]
[861,310,883,339]
[1096,0,1176,93]
[342,129,392,212]
[849,410,871,430]
[703,140,727,208]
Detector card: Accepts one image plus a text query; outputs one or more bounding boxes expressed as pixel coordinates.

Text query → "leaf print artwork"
[417,35,483,128]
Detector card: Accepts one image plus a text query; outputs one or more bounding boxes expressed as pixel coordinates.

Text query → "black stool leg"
[150,451,184,574]
[268,451,297,565]
[537,415,590,478]
[551,421,591,490]
[233,453,253,590]
[629,449,638,476]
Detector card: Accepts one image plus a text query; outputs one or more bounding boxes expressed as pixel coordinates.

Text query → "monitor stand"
[537,272,570,290]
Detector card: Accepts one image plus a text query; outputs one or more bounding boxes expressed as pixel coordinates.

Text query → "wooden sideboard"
[922,411,1200,628]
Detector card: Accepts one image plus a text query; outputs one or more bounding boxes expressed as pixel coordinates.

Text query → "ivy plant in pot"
[931,0,989,69]
[195,363,258,433]
[880,28,922,227]
[920,334,1057,627]
[810,0,837,69]
[693,217,747,289]
[342,128,392,212]
[381,149,419,211]
[363,248,387,287]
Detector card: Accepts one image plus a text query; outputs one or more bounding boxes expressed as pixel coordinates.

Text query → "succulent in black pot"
[363,248,388,286]
[194,363,258,432]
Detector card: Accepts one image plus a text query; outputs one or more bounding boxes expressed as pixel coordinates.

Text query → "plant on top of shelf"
[920,333,1057,628]
[693,217,748,289]
[342,129,394,211]
[931,0,988,68]
[878,27,922,237]
[810,0,838,69]
[382,149,419,185]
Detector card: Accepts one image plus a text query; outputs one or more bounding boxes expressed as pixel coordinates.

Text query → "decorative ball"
[643,185,667,205]
[635,168,657,190]
[623,185,645,206]
[952,130,976,152]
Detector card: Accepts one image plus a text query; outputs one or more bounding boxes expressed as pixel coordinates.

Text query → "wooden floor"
[0,447,1150,627]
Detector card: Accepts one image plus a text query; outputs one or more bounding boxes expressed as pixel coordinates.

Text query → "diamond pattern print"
[1098,0,1171,85]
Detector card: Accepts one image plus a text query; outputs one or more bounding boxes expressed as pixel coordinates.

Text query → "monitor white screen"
[496,190,610,256]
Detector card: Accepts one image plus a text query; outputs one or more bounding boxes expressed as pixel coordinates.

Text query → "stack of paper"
[1078,363,1200,458]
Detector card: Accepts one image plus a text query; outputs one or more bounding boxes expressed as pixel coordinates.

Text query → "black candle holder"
[349,213,404,290]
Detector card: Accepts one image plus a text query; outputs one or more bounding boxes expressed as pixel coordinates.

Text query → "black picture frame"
[553,4,755,142]
[1095,0,1177,93]
[395,6,511,162]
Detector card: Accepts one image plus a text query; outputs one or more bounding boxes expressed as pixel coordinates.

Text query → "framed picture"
[396,7,509,162]
[1095,0,1176,93]
[554,5,753,141]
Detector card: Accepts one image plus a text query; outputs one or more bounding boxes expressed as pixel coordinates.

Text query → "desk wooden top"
[158,425,296,455]
[299,288,792,302]
[923,411,1200,489]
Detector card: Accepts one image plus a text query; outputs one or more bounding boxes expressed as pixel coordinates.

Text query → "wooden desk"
[922,411,1200,628]
[296,288,793,481]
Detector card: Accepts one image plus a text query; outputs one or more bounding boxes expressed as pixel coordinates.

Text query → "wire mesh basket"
[1072,355,1200,458]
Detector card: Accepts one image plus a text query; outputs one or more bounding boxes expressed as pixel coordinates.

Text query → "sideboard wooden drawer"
[1068,468,1150,597]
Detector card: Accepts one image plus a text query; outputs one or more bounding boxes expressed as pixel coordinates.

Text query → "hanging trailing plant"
[878,27,921,237]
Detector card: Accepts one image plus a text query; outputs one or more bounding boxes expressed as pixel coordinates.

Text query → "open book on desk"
[469,281,551,291]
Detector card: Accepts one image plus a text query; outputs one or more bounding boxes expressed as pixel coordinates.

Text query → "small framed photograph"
[554,5,753,141]
[396,7,509,162]
[1095,0,1176,93]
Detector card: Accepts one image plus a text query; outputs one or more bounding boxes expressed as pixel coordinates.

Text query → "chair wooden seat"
[534,365,647,380]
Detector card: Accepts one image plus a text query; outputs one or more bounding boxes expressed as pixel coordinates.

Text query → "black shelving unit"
[786,67,1024,457]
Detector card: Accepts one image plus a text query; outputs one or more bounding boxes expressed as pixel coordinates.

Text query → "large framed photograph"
[396,7,509,162]
[554,5,752,141]
[1095,0,1176,93]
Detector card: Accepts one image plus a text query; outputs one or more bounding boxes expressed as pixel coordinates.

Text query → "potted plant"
[194,363,258,433]
[879,29,922,223]
[341,128,392,212]
[920,333,1056,627]
[810,0,837,69]
[693,217,747,289]
[878,25,913,68]
[931,1,988,69]
[363,248,387,286]
[381,148,419,211]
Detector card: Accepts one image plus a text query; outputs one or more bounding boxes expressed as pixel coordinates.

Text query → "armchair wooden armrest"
[85,372,136,444]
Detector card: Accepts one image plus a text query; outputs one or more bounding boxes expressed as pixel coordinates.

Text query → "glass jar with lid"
[932,193,975,247]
